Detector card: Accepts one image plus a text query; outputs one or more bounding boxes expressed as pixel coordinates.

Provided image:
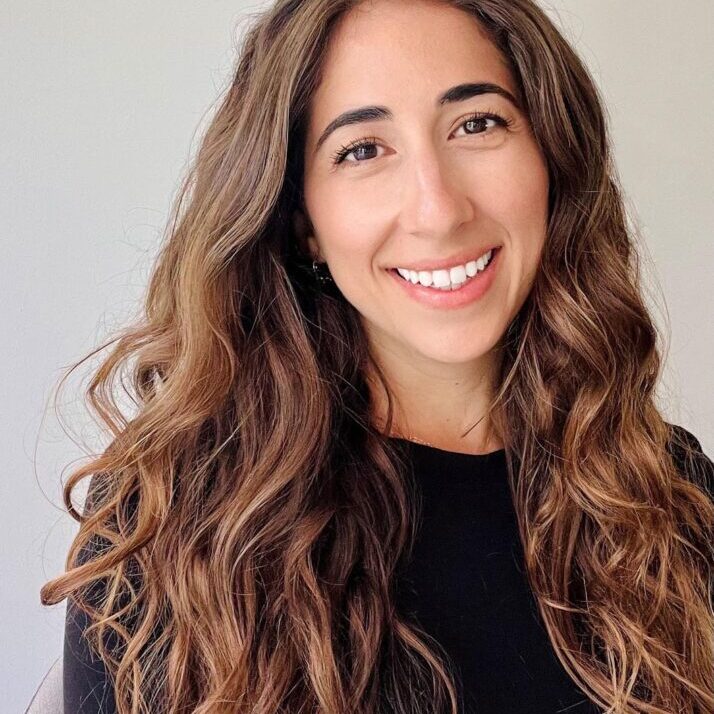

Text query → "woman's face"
[300,0,549,368]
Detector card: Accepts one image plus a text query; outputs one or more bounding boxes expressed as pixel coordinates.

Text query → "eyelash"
[329,110,514,168]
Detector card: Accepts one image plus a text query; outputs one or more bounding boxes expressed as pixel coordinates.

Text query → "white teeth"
[418,270,433,286]
[395,249,494,289]
[449,265,467,284]
[432,269,451,288]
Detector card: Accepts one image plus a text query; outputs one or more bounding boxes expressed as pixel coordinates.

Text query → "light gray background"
[3,1,712,709]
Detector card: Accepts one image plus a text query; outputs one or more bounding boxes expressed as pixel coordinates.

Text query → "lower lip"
[387,247,501,309]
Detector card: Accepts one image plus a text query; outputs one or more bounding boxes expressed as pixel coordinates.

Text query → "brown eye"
[331,135,382,167]
[454,112,512,138]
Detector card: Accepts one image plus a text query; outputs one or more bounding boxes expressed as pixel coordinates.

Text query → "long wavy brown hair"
[40,1,714,712]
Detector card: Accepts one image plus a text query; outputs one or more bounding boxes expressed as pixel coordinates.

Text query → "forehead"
[309,0,516,123]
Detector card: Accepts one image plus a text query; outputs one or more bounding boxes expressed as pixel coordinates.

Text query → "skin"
[295,0,550,455]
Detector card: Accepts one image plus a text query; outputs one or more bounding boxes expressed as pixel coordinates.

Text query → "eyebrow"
[313,81,521,156]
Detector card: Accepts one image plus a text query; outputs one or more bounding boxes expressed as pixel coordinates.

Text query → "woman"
[42,0,714,712]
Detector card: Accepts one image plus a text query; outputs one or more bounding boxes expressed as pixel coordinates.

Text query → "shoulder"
[63,472,142,713]
[665,422,714,501]
[73,473,117,569]
[69,472,143,629]
[63,473,120,713]
[76,471,141,561]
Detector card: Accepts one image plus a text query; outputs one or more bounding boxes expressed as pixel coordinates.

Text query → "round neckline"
[388,435,506,463]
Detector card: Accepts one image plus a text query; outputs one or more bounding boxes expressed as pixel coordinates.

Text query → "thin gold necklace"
[395,432,501,452]
[391,431,437,447]
[404,434,436,447]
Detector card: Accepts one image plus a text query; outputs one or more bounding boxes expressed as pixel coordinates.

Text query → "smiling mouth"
[385,244,501,309]
[388,246,501,290]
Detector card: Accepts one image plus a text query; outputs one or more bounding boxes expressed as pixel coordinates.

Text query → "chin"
[408,333,500,365]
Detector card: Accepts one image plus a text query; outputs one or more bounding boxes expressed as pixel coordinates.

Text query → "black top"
[63,425,713,713]
[392,438,599,713]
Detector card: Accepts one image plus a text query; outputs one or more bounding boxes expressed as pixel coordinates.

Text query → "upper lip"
[390,245,500,272]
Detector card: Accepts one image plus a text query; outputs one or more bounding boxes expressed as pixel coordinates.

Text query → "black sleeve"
[63,590,117,714]
[667,422,714,500]
[63,473,119,714]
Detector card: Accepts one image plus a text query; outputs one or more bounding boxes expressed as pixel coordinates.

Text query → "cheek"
[305,184,386,279]
[306,202,393,326]
[483,146,548,263]
[479,143,548,227]
[308,216,383,309]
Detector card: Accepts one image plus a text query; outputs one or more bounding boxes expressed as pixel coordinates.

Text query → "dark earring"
[311,259,334,285]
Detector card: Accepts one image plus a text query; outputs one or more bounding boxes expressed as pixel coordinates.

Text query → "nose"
[397,147,474,240]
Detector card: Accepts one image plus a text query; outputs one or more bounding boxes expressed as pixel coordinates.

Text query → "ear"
[292,209,320,261]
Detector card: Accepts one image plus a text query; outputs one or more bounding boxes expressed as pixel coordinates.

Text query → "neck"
[365,335,504,455]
